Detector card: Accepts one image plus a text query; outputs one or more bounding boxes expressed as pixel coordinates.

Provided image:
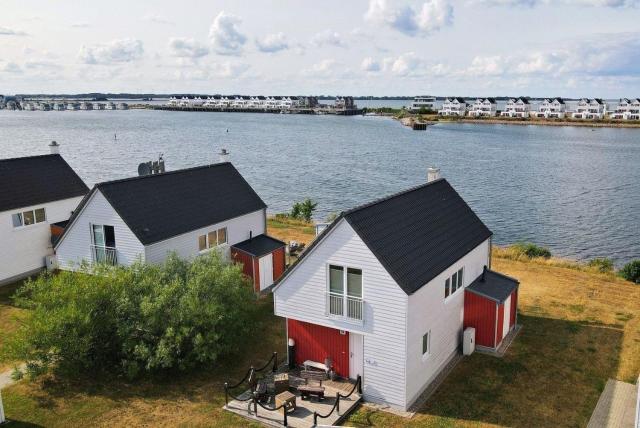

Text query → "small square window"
[198,235,207,251]
[217,227,227,245]
[208,231,217,248]
[445,278,450,298]
[457,268,464,289]
[12,213,23,227]
[35,208,46,223]
[452,272,458,293]
[422,331,431,356]
[23,210,35,226]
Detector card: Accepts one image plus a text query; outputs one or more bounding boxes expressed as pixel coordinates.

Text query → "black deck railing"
[224,352,278,405]
[312,375,362,426]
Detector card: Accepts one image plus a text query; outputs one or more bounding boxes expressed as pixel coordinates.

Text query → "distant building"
[409,96,436,112]
[572,98,607,120]
[500,97,530,118]
[609,98,640,120]
[299,96,319,108]
[438,97,466,116]
[335,96,355,110]
[532,98,566,119]
[467,98,497,117]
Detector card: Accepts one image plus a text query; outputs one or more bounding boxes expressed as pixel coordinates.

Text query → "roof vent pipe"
[482,265,487,282]
[427,167,440,182]
[218,148,229,163]
[49,141,60,155]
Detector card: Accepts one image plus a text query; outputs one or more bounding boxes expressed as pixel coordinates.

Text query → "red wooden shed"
[231,234,286,293]
[464,268,519,351]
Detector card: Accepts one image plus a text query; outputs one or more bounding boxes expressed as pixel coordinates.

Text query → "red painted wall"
[231,249,258,291]
[464,291,497,348]
[253,258,260,292]
[510,289,518,327]
[497,302,505,345]
[287,319,349,378]
[272,247,286,282]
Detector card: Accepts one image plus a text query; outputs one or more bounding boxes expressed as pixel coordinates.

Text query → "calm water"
[1,110,639,264]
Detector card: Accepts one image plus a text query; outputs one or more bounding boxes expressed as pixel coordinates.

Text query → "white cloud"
[389,52,422,75]
[471,0,638,6]
[168,37,209,59]
[209,12,247,56]
[214,61,250,78]
[78,39,144,65]
[256,32,289,53]
[364,0,453,37]
[0,62,22,73]
[361,57,381,72]
[142,14,175,24]
[0,26,28,36]
[310,30,346,47]
[70,22,91,28]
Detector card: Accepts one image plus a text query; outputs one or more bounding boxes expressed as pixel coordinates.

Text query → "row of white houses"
[437,97,640,120]
[166,95,325,110]
[21,101,128,111]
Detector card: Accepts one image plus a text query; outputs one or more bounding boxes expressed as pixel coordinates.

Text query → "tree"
[6,251,257,379]
[619,260,640,284]
[298,198,318,222]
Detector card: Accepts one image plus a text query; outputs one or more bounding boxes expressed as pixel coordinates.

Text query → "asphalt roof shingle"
[232,234,286,257]
[466,269,519,303]
[0,154,89,212]
[91,162,266,245]
[343,179,493,294]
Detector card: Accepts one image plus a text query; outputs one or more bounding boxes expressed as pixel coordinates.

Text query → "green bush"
[290,198,317,222]
[512,242,552,259]
[6,251,256,379]
[619,260,640,284]
[587,258,614,273]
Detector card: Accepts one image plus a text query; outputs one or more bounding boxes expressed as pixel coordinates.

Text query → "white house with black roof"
[438,97,467,116]
[501,97,531,118]
[467,98,497,117]
[272,175,519,410]
[532,98,566,119]
[54,162,284,288]
[0,147,89,285]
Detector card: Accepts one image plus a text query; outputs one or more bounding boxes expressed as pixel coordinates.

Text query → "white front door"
[259,253,273,290]
[502,295,512,339]
[349,333,364,380]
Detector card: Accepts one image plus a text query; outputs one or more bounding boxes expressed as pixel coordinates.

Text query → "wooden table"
[273,373,290,394]
[275,391,296,414]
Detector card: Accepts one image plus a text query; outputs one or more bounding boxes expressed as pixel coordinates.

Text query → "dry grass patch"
[267,216,316,245]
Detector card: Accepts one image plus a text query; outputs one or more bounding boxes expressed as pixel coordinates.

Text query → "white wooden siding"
[144,209,265,263]
[55,190,145,270]
[405,239,490,406]
[0,196,83,284]
[274,219,408,409]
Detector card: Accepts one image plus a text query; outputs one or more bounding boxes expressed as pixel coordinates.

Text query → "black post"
[253,394,258,415]
[288,342,295,369]
[224,382,228,406]
[313,412,318,426]
[357,375,362,394]
[283,407,288,427]
[272,351,278,373]
[336,394,340,415]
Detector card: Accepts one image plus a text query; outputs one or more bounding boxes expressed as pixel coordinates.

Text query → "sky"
[1,0,639,97]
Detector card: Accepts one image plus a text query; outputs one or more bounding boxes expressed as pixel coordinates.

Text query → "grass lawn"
[1,218,639,427]
[0,281,28,372]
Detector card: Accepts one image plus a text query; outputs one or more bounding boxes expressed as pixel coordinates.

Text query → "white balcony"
[326,292,364,322]
[91,245,117,266]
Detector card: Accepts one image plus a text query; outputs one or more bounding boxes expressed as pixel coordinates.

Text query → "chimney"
[49,141,60,155]
[427,167,440,182]
[218,148,229,163]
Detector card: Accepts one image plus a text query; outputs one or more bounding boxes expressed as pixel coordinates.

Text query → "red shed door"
[287,319,349,377]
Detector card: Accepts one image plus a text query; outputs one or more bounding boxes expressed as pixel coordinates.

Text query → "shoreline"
[382,114,640,129]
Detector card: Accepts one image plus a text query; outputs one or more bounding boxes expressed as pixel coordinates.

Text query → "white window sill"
[12,222,48,231]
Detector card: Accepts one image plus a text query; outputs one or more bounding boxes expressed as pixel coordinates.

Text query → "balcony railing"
[91,245,117,266]
[327,292,364,322]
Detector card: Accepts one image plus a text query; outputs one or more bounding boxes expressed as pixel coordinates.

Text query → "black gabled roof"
[466,268,519,303]
[274,179,492,295]
[232,234,286,257]
[343,179,492,295]
[61,162,266,246]
[0,154,89,212]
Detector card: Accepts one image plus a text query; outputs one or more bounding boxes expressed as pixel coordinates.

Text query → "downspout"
[488,237,492,270]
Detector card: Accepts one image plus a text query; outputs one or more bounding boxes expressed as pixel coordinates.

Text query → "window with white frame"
[328,264,363,321]
[422,330,431,356]
[198,227,228,252]
[12,207,46,228]
[444,267,464,299]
